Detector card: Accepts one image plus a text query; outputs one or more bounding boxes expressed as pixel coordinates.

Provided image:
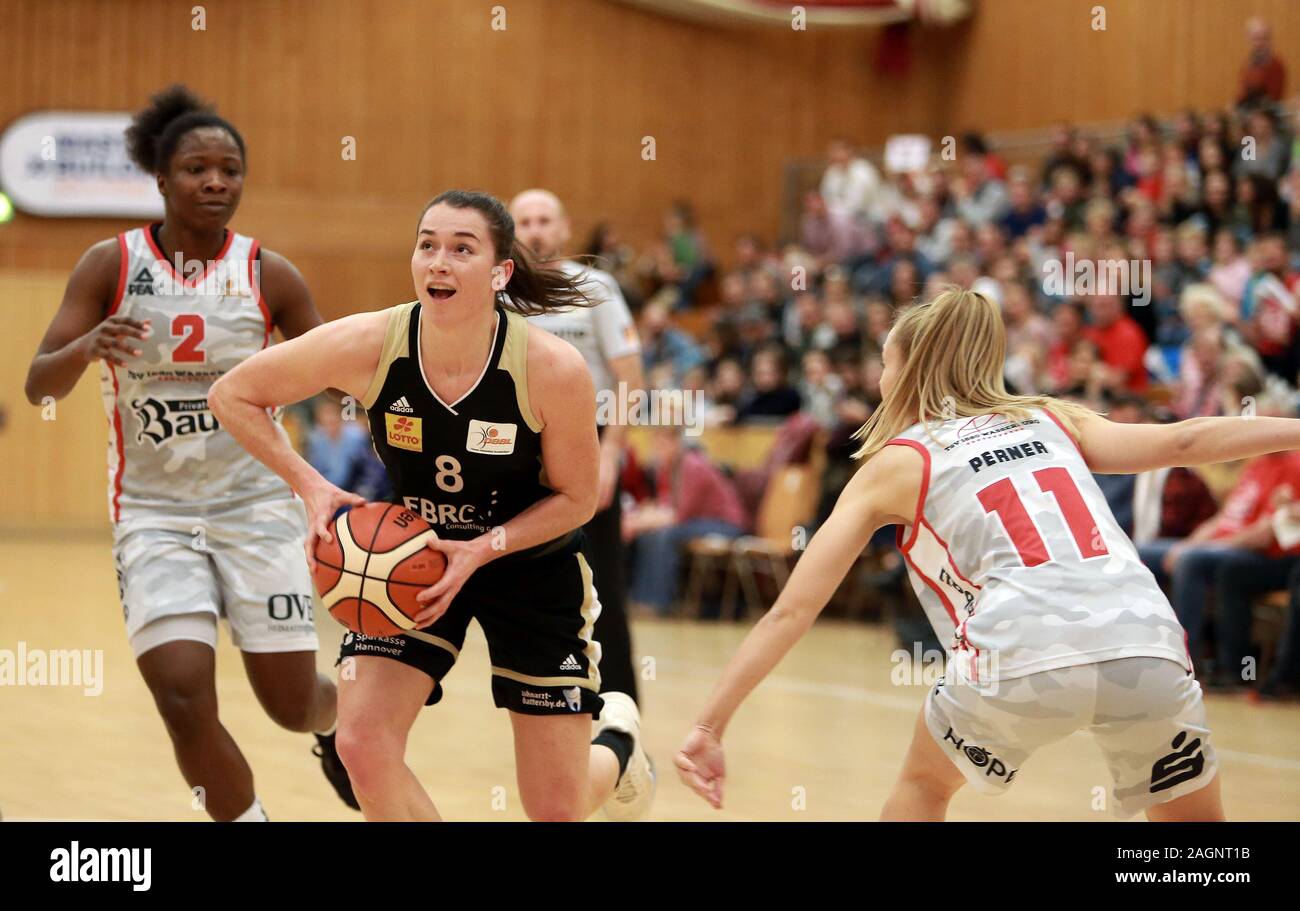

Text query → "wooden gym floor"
[2,532,1298,822]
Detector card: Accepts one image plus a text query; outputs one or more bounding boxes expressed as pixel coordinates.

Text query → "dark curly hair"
[124,84,245,175]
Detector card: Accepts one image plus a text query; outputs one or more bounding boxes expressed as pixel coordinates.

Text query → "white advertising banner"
[0,111,164,218]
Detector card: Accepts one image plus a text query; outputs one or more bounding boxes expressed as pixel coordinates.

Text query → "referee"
[510,189,646,708]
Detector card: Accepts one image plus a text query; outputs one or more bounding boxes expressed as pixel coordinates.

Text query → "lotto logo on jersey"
[466,419,516,455]
[384,413,423,452]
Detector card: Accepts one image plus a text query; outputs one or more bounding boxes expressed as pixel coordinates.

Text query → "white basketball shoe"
[594,692,655,821]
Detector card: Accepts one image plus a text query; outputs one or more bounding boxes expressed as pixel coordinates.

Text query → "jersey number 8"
[435,455,463,493]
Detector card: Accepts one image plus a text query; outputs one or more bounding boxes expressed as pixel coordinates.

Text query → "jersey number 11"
[977,467,1109,567]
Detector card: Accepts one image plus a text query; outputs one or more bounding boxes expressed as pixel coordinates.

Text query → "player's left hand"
[412,536,489,625]
[675,724,726,810]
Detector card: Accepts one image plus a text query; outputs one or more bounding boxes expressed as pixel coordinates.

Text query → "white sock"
[315,721,337,737]
[233,798,268,822]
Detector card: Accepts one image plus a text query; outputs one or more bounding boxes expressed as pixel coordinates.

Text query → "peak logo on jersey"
[131,397,218,446]
[389,396,414,414]
[384,413,423,452]
[466,419,516,455]
[127,266,156,296]
[942,727,1018,783]
[1149,731,1205,793]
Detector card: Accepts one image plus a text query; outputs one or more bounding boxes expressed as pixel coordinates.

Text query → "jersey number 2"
[171,314,206,363]
[976,467,1108,567]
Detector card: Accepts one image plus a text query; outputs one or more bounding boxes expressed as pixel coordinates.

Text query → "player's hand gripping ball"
[312,502,447,636]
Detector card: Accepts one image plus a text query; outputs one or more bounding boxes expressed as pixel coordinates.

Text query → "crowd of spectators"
[300,18,1300,700]
[612,18,1300,696]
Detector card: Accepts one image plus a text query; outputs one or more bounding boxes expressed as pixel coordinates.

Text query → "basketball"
[312,502,446,637]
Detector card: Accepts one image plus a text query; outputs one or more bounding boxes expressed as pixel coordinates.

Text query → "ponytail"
[498,240,595,315]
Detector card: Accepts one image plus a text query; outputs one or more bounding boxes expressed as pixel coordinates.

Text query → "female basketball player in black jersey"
[211,190,656,821]
[24,86,355,820]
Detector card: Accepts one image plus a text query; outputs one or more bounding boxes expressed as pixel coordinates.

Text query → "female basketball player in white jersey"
[677,287,1300,821]
[209,190,655,821]
[24,86,355,820]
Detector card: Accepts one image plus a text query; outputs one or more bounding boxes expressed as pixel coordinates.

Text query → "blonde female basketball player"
[23,86,354,820]
[209,190,655,821]
[677,287,1300,821]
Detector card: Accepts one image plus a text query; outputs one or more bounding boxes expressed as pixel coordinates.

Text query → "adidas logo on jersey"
[389,396,414,413]
[560,654,582,671]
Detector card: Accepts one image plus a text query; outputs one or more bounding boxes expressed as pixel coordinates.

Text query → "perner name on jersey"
[968,440,1050,473]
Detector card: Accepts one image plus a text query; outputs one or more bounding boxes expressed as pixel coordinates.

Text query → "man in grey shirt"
[510,189,646,709]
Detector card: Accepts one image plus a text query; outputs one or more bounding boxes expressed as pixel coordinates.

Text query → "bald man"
[510,189,646,712]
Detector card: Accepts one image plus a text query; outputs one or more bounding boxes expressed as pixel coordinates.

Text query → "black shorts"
[336,537,604,717]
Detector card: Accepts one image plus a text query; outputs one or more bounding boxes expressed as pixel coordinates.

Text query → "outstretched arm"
[675,443,920,809]
[1074,411,1300,475]
[208,311,386,564]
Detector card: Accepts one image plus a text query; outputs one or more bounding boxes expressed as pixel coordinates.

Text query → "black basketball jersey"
[360,302,575,561]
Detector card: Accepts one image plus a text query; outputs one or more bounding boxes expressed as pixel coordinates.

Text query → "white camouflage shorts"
[924,656,1218,818]
[112,497,319,654]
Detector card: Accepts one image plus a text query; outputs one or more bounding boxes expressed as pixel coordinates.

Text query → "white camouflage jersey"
[99,225,291,522]
[888,408,1191,683]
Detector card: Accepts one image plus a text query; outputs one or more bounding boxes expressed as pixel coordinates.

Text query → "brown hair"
[419,190,594,316]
